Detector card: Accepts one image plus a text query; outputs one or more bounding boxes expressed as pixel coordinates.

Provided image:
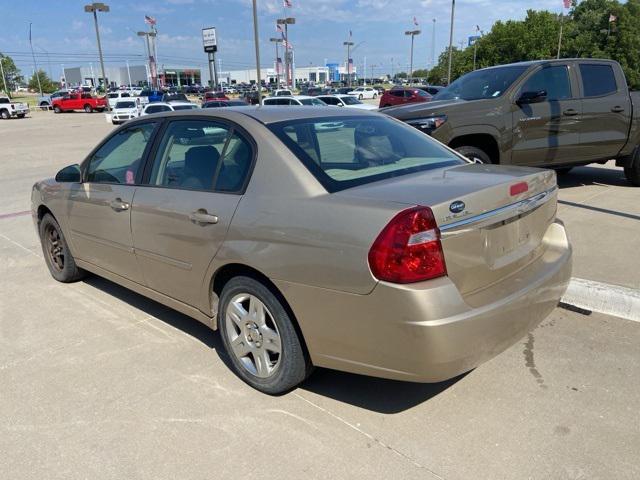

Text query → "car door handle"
[563,108,579,116]
[189,209,219,225]
[110,198,130,212]
[611,106,625,113]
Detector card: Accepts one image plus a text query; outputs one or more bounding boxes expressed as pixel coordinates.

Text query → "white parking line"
[562,277,640,323]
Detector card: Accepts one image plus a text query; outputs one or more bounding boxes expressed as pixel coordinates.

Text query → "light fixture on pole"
[277,17,295,87]
[84,2,110,108]
[405,29,420,86]
[252,0,262,104]
[343,39,354,87]
[270,37,283,88]
[447,0,456,85]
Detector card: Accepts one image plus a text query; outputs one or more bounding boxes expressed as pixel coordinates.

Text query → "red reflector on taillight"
[510,182,528,196]
[368,206,447,284]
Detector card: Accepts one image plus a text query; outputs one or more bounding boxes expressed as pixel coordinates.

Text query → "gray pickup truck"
[383,59,640,186]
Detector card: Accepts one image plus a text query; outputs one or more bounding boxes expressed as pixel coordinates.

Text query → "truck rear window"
[579,64,617,97]
[269,116,465,192]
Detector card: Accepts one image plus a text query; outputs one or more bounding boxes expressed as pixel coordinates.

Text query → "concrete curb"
[562,277,640,323]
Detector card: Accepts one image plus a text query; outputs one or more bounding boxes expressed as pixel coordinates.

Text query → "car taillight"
[368,206,447,284]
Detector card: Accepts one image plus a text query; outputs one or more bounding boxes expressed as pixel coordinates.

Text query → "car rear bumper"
[274,220,572,382]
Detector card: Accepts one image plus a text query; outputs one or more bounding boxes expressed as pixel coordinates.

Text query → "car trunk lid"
[337,163,558,297]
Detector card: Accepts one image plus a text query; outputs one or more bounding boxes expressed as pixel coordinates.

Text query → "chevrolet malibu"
[32,107,572,394]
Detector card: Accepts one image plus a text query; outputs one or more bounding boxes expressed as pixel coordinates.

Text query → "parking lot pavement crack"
[293,392,445,479]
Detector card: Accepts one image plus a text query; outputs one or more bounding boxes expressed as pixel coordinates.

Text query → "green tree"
[411,69,430,78]
[394,71,408,79]
[0,53,23,97]
[28,69,58,94]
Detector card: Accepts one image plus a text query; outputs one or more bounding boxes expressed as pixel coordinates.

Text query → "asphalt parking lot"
[2,111,639,479]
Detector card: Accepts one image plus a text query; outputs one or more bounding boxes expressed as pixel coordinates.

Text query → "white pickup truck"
[0,97,29,119]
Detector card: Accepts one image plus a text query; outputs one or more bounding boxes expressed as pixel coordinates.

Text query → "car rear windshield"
[172,104,199,110]
[433,65,529,101]
[268,116,465,192]
[341,96,361,105]
[115,101,136,109]
[299,98,326,106]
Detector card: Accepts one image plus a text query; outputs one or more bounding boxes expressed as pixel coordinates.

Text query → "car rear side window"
[86,123,157,184]
[147,120,253,193]
[521,65,572,100]
[580,64,617,97]
[269,116,465,192]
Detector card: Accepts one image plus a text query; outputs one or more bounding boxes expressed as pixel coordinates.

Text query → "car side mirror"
[55,164,81,183]
[517,90,547,105]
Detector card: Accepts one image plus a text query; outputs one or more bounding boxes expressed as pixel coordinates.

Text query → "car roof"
[129,105,378,125]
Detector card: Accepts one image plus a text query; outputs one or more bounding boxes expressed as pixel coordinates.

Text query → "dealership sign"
[202,27,217,53]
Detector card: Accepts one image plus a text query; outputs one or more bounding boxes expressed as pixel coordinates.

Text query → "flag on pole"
[562,0,571,9]
[144,15,157,25]
[413,16,419,26]
[283,0,292,7]
[276,23,283,33]
[476,25,481,32]
[349,30,352,38]
[609,14,617,22]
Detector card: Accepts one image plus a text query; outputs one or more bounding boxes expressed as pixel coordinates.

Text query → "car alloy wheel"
[225,293,282,378]
[44,223,65,271]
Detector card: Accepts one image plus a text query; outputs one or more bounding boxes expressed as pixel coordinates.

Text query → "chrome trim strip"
[440,186,557,233]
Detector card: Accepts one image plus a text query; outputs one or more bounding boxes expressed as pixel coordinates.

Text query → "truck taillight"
[368,206,447,284]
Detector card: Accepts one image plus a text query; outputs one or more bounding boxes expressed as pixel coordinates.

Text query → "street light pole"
[251,0,262,104]
[405,30,421,86]
[84,2,110,109]
[277,17,295,88]
[28,23,43,96]
[447,0,456,85]
[0,58,8,98]
[270,37,283,87]
[343,40,354,87]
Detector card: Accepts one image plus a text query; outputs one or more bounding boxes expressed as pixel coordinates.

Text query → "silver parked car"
[32,108,572,394]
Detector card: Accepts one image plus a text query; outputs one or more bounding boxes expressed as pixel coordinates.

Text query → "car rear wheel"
[53,105,62,113]
[84,104,93,113]
[454,146,491,164]
[218,276,312,394]
[624,163,640,186]
[39,213,85,283]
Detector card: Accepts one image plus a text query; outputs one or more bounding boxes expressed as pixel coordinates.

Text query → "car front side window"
[86,122,157,184]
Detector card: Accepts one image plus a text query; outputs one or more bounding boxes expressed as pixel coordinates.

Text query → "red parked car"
[202,91,229,104]
[379,87,432,108]
[52,93,107,113]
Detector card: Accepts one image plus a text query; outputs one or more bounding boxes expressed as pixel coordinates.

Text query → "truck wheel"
[17,114,26,118]
[455,146,491,164]
[624,164,640,186]
[0,109,9,119]
[39,102,49,110]
[53,105,62,114]
[84,104,93,113]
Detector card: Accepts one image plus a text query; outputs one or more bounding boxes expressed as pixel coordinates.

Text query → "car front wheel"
[53,105,62,113]
[0,110,10,119]
[218,276,312,394]
[39,213,85,283]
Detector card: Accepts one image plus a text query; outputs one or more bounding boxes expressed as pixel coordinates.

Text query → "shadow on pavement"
[83,275,221,350]
[83,276,465,411]
[301,368,466,414]
[557,165,629,189]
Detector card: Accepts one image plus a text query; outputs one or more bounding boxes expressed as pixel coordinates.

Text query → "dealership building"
[63,65,203,88]
[220,63,357,86]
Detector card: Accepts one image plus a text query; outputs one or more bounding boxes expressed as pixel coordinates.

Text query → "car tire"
[39,213,86,283]
[359,94,363,100]
[373,93,377,99]
[53,105,62,114]
[84,104,93,113]
[39,102,49,110]
[624,163,640,187]
[17,114,26,118]
[455,146,492,164]
[218,276,312,395]
[0,109,10,119]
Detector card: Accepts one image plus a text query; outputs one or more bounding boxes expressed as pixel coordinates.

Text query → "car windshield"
[227,101,248,106]
[269,116,465,192]
[299,98,326,106]
[115,101,136,109]
[172,104,199,110]
[341,96,361,105]
[433,65,529,101]
[108,93,119,98]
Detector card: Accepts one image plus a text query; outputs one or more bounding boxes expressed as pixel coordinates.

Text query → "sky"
[0,0,565,81]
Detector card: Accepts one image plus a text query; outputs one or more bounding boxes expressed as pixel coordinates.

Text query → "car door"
[576,62,631,161]
[67,121,158,283]
[131,118,254,307]
[510,63,582,166]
